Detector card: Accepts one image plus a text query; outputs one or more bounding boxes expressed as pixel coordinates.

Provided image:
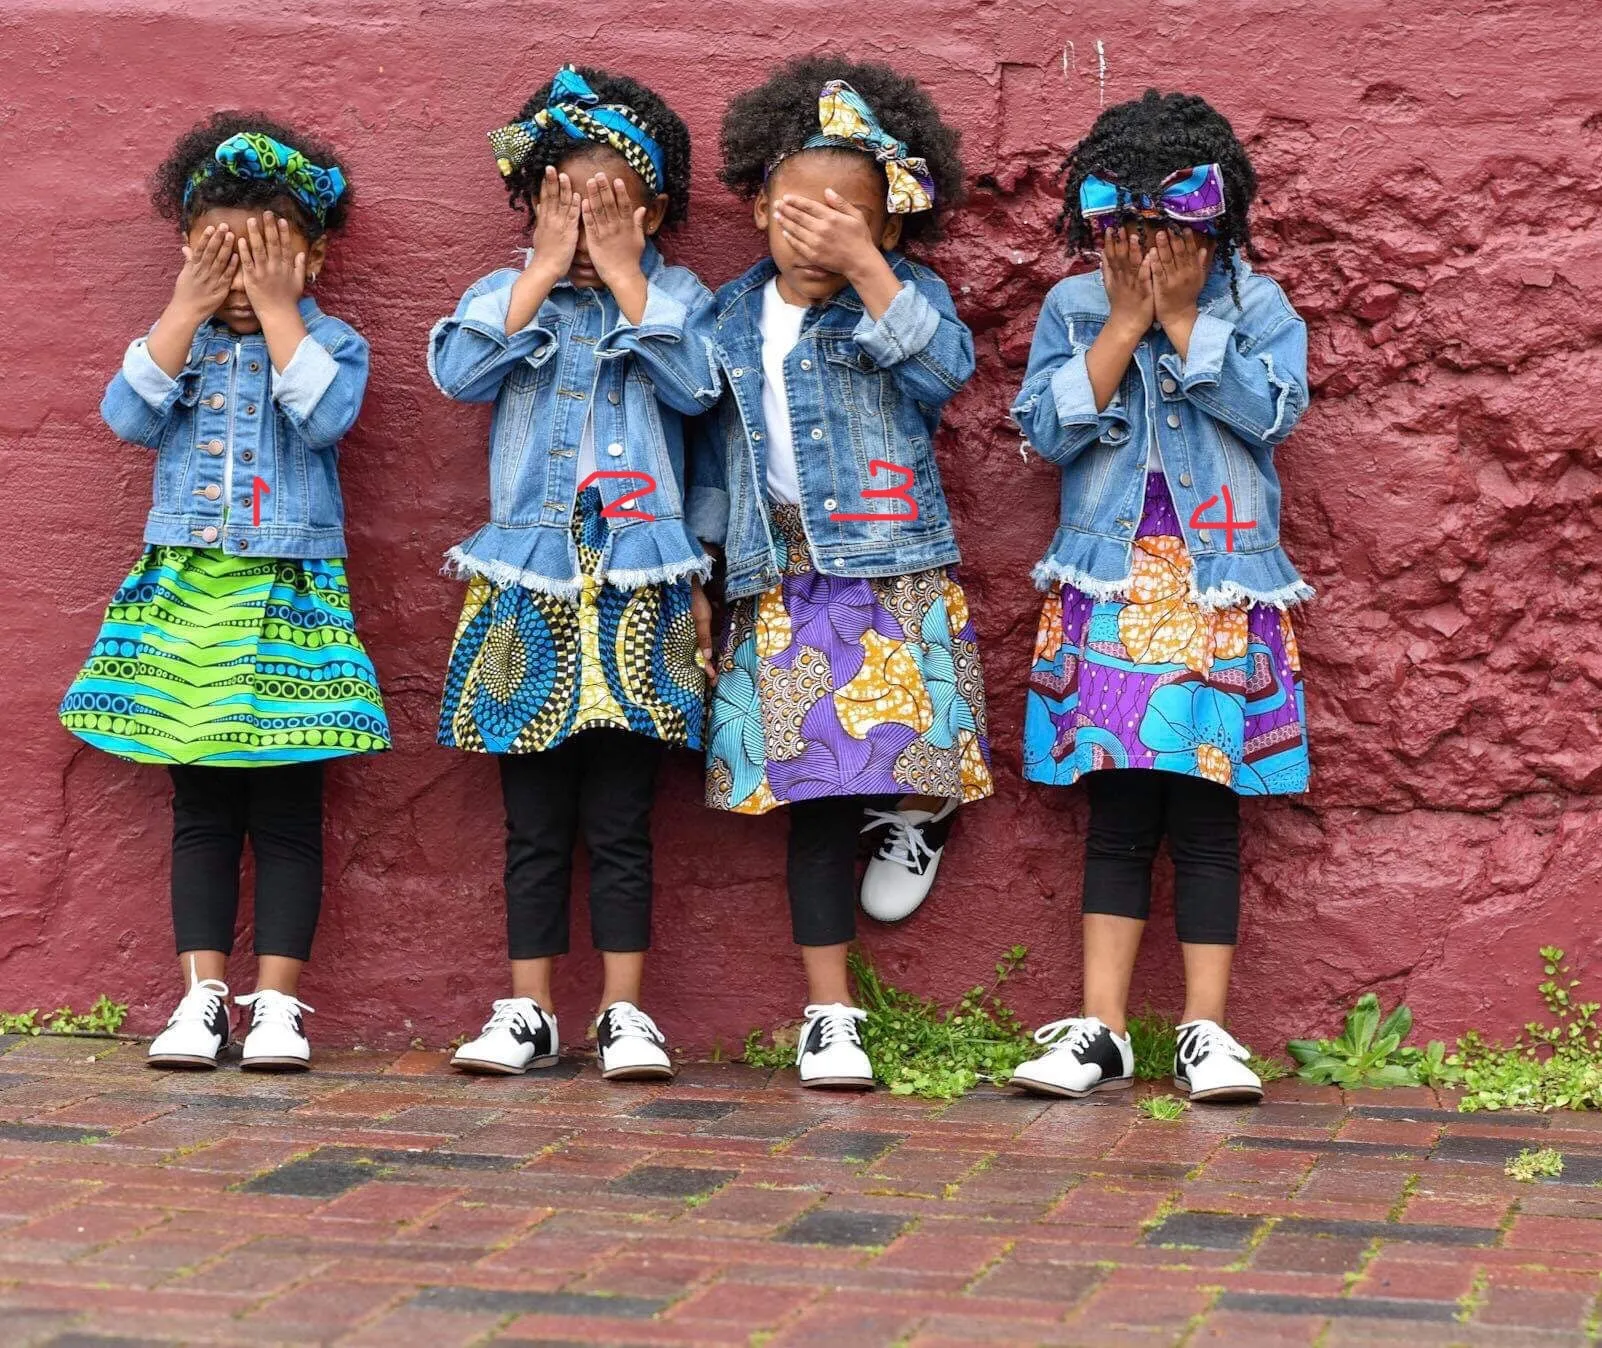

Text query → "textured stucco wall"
[3,0,1599,1053]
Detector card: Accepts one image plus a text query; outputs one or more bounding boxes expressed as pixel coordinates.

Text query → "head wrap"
[783,79,936,215]
[488,65,666,195]
[1079,163,1226,233]
[183,132,347,227]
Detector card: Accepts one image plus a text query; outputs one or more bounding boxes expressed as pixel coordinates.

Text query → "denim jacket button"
[205,394,225,410]
[1197,530,1211,545]
[1179,472,1193,487]
[1166,413,1181,429]
[731,367,744,378]
[832,558,845,567]
[810,428,823,440]
[607,442,624,458]
[203,439,224,455]
[249,361,261,373]
[236,538,249,551]
[211,351,229,364]
[199,484,220,501]
[246,404,257,416]
[800,359,813,371]
[1161,377,1178,394]
[751,431,763,442]
[608,391,620,404]
[198,526,219,543]
[823,498,838,511]
[241,450,254,463]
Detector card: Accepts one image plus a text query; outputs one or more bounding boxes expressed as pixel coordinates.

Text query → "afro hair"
[1058,89,1258,295]
[497,68,692,230]
[152,111,351,238]
[720,54,964,244]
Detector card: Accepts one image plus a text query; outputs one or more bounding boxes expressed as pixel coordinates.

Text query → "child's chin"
[217,312,262,334]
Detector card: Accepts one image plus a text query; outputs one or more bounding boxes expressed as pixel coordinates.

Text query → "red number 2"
[827,460,919,522]
[576,470,658,521]
[251,476,270,527]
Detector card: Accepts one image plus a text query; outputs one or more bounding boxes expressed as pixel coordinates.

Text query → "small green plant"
[1249,1054,1293,1083]
[1504,1146,1564,1183]
[1,996,127,1038]
[1128,1010,1178,1080]
[1138,1093,1188,1121]
[743,946,1036,1099]
[1455,949,1602,1113]
[1287,993,1460,1089]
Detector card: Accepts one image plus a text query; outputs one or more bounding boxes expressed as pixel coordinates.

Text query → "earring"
[307,271,319,286]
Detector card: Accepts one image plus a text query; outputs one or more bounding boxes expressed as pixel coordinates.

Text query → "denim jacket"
[686,254,975,602]
[428,241,719,597]
[1012,258,1313,609]
[100,298,368,558]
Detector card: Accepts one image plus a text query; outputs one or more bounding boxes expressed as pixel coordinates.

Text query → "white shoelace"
[166,978,229,1030]
[1032,1016,1105,1056]
[798,1003,867,1063]
[1177,1019,1250,1068]
[602,1002,664,1044]
[861,809,938,873]
[235,989,313,1031]
[480,997,545,1036]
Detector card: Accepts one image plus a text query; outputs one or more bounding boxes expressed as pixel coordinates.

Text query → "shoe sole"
[800,1076,875,1091]
[242,1056,310,1073]
[601,1063,675,1082]
[1010,1074,1133,1099]
[451,1053,561,1076]
[1173,1075,1263,1104]
[146,1054,220,1070]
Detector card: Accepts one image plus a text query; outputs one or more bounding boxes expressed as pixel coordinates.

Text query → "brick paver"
[1,1036,1600,1346]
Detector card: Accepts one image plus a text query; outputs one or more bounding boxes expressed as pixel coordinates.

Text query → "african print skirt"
[59,546,390,767]
[438,488,706,753]
[707,503,993,815]
[1022,473,1309,796]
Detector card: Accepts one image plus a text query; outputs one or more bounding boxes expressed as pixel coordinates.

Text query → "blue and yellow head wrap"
[488,65,666,195]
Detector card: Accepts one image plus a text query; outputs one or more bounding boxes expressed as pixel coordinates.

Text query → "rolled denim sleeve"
[1159,306,1309,448]
[851,270,974,411]
[596,269,722,416]
[1010,293,1132,467]
[427,270,558,403]
[100,339,187,448]
[272,327,368,449]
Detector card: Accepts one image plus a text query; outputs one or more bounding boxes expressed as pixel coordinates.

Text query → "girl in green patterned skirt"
[59,112,389,1072]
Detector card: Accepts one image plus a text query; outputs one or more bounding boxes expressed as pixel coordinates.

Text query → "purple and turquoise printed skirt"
[707,504,994,814]
[1022,474,1309,796]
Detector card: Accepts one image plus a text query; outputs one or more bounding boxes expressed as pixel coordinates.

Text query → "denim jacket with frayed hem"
[1011,258,1313,609]
[427,241,720,598]
[686,253,975,602]
[100,297,367,559]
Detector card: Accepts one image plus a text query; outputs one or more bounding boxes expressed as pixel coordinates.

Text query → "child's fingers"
[261,214,279,266]
[539,164,558,210]
[293,251,306,291]
[632,204,647,233]
[780,194,833,222]
[277,215,294,263]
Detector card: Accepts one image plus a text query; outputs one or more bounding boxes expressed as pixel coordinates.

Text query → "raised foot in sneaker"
[451,998,559,1075]
[147,978,231,1070]
[796,1003,874,1090]
[1174,1019,1263,1103]
[1009,1016,1134,1098]
[237,989,313,1072]
[596,1001,673,1082]
[859,799,957,923]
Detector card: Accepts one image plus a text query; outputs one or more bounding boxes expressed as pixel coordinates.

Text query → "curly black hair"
[152,111,351,238]
[499,68,692,230]
[720,54,964,244]
[1058,90,1257,296]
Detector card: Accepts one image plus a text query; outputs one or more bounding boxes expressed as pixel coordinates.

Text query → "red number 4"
[828,460,919,522]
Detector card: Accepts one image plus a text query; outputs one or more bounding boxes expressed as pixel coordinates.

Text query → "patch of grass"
[1455,949,1602,1113]
[1249,1054,1292,1083]
[1138,1093,1188,1121]
[1129,1010,1179,1081]
[1504,1147,1564,1183]
[1,996,128,1037]
[741,946,1036,1099]
[1288,993,1460,1089]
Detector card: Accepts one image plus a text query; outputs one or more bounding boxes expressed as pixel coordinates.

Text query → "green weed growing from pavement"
[1288,992,1461,1089]
[1138,1094,1188,1121]
[0,996,127,1037]
[1504,1147,1564,1183]
[1128,1010,1178,1080]
[741,946,1035,1098]
[1454,949,1602,1113]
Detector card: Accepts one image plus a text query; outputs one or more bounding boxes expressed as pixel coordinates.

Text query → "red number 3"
[828,460,919,522]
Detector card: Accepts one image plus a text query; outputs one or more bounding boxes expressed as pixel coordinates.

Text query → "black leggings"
[1084,770,1241,945]
[498,729,663,959]
[169,763,324,961]
[787,795,871,947]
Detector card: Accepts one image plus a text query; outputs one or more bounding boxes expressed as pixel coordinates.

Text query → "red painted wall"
[4,0,1600,1055]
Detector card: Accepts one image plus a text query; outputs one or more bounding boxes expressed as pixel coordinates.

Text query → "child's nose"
[229,265,247,293]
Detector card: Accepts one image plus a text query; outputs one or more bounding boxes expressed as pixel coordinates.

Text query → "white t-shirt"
[577,408,597,483]
[758,278,808,505]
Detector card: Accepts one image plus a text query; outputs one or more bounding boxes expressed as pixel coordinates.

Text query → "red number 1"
[251,476,270,527]
[828,460,920,522]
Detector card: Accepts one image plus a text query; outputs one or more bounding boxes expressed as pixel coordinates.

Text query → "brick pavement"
[2,1035,1600,1346]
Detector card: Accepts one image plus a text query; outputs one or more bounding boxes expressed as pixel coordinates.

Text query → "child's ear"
[643,192,670,238]
[879,215,903,252]
[753,186,772,232]
[306,235,329,276]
